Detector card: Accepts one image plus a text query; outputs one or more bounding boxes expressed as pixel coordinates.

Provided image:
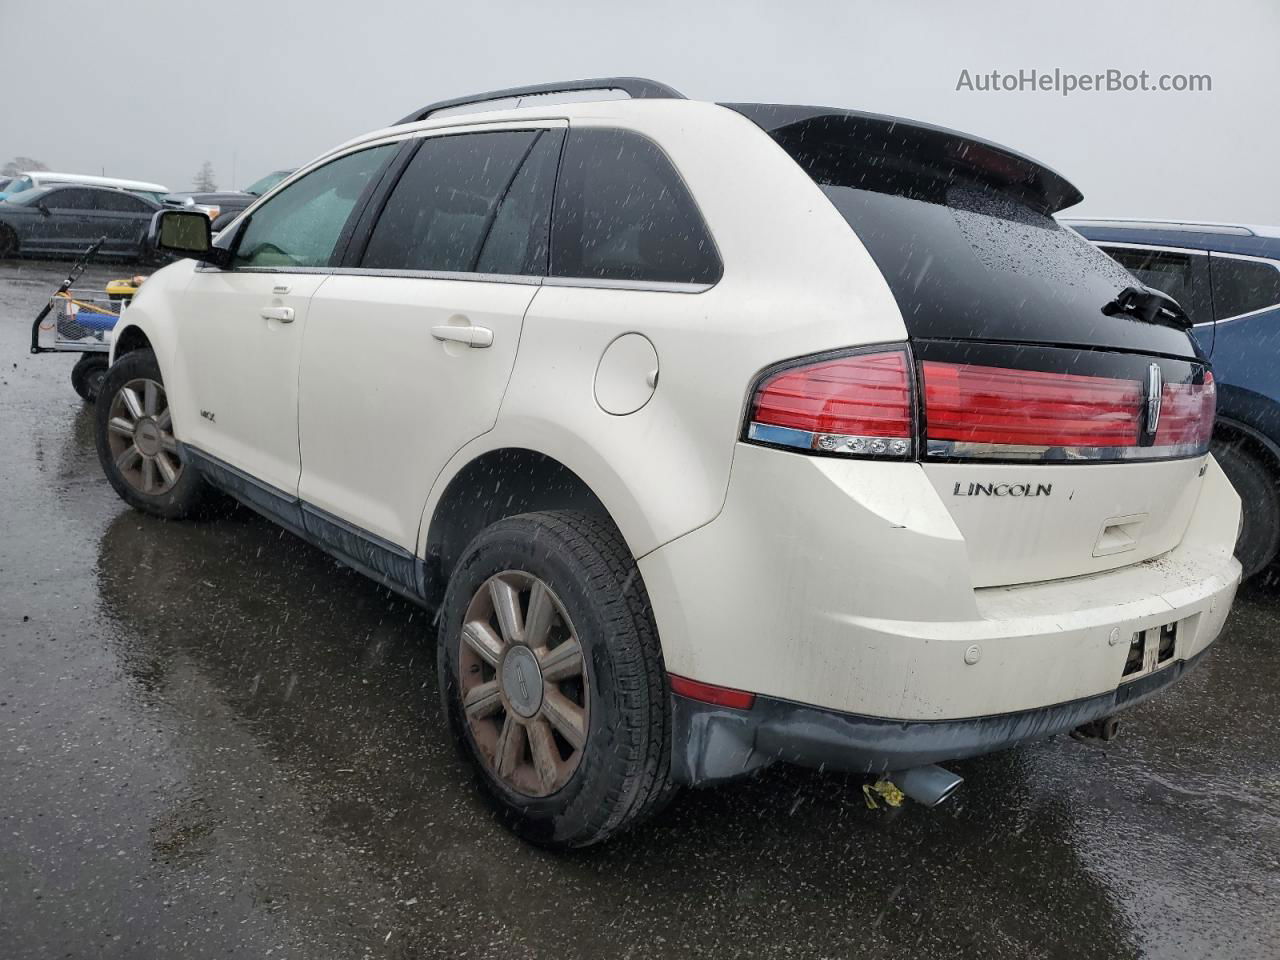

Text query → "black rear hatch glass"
[728,105,1201,360]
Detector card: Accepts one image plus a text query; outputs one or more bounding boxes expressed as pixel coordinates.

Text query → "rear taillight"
[746,348,914,457]
[1154,371,1215,450]
[923,361,1213,460]
[745,348,1214,462]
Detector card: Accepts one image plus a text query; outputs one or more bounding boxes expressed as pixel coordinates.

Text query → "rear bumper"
[672,647,1208,785]
[642,444,1241,721]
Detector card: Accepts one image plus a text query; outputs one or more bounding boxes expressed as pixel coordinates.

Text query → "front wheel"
[438,511,674,848]
[94,348,211,519]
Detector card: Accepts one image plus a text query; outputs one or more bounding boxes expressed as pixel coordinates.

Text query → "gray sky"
[4,0,1277,223]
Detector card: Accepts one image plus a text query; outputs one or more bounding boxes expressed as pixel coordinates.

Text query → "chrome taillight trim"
[748,422,913,458]
[926,438,1212,462]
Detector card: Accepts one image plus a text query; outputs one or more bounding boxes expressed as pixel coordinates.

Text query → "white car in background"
[94,78,1241,847]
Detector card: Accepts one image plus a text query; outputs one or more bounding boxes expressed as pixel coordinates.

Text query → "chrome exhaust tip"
[890,764,964,808]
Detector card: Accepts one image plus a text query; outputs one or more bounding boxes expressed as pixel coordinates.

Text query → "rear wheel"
[1212,437,1280,579]
[438,511,674,848]
[71,353,109,402]
[94,349,211,519]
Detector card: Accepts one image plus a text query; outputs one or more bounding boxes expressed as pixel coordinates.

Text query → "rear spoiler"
[724,103,1084,215]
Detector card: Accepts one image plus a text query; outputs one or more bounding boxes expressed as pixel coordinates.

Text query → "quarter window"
[232,145,395,269]
[362,131,539,273]
[1101,246,1213,325]
[1211,256,1280,319]
[550,129,721,285]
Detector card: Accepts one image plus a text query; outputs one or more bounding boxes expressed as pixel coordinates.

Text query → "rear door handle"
[431,324,493,348]
[260,306,295,323]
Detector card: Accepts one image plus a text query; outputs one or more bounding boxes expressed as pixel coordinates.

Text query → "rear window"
[756,113,1200,358]
[550,129,721,285]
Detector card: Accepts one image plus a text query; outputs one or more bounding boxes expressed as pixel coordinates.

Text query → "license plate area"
[1121,621,1179,681]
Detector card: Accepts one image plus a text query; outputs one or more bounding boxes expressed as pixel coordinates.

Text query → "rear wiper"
[1101,285,1193,330]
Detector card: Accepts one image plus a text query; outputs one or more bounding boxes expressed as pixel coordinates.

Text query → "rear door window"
[1100,246,1213,325]
[46,188,98,210]
[475,130,563,276]
[550,129,721,285]
[361,130,539,273]
[1211,256,1280,319]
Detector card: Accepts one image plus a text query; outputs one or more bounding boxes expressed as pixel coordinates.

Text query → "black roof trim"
[396,77,684,125]
[725,102,1084,214]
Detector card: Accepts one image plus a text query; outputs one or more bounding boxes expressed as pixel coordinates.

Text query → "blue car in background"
[1068,219,1280,578]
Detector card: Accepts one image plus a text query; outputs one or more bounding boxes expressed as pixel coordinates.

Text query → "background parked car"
[0,184,163,260]
[1068,218,1280,578]
[164,169,294,231]
[0,171,169,203]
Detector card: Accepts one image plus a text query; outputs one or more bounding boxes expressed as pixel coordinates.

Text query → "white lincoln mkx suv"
[96,78,1242,847]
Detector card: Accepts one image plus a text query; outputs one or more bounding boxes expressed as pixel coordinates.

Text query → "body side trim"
[182,444,429,605]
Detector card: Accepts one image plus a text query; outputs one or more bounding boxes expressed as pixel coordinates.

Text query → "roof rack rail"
[394,77,684,125]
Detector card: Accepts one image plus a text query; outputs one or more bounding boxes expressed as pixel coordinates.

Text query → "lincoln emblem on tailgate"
[952,482,1053,497]
[1145,362,1162,437]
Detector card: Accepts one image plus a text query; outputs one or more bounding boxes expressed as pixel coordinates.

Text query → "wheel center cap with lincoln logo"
[134,418,162,457]
[500,645,544,718]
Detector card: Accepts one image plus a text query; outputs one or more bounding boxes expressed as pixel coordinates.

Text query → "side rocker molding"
[182,445,428,605]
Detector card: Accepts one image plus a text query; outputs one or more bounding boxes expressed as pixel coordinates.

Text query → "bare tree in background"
[2,157,50,177]
[193,161,217,192]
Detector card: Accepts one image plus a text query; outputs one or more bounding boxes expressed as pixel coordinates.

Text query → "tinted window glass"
[1102,247,1214,325]
[97,191,153,213]
[550,129,721,284]
[1211,257,1280,318]
[45,188,98,210]
[475,130,562,276]
[757,113,1198,358]
[233,145,395,269]
[363,131,537,273]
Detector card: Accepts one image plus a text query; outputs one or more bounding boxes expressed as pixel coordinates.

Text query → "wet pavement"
[1,257,1278,960]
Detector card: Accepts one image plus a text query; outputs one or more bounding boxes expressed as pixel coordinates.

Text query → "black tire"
[438,510,675,848]
[0,225,17,259]
[94,348,211,520]
[1212,437,1280,579]
[71,353,109,402]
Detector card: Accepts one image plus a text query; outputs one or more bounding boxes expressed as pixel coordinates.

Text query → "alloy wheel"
[459,571,590,797]
[105,377,183,496]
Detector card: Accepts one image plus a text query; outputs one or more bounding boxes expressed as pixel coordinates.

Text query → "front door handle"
[261,306,295,323]
[431,324,493,348]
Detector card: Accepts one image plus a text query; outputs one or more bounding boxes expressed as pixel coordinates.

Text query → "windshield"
[2,186,51,206]
[4,176,34,195]
[244,170,291,195]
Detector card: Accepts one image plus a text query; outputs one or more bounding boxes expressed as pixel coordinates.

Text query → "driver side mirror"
[148,209,227,267]
[36,201,50,218]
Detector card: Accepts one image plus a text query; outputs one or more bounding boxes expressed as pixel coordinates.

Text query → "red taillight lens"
[923,362,1143,449]
[668,674,756,710]
[1154,371,1216,449]
[922,361,1214,460]
[746,349,913,457]
[746,349,1213,462]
